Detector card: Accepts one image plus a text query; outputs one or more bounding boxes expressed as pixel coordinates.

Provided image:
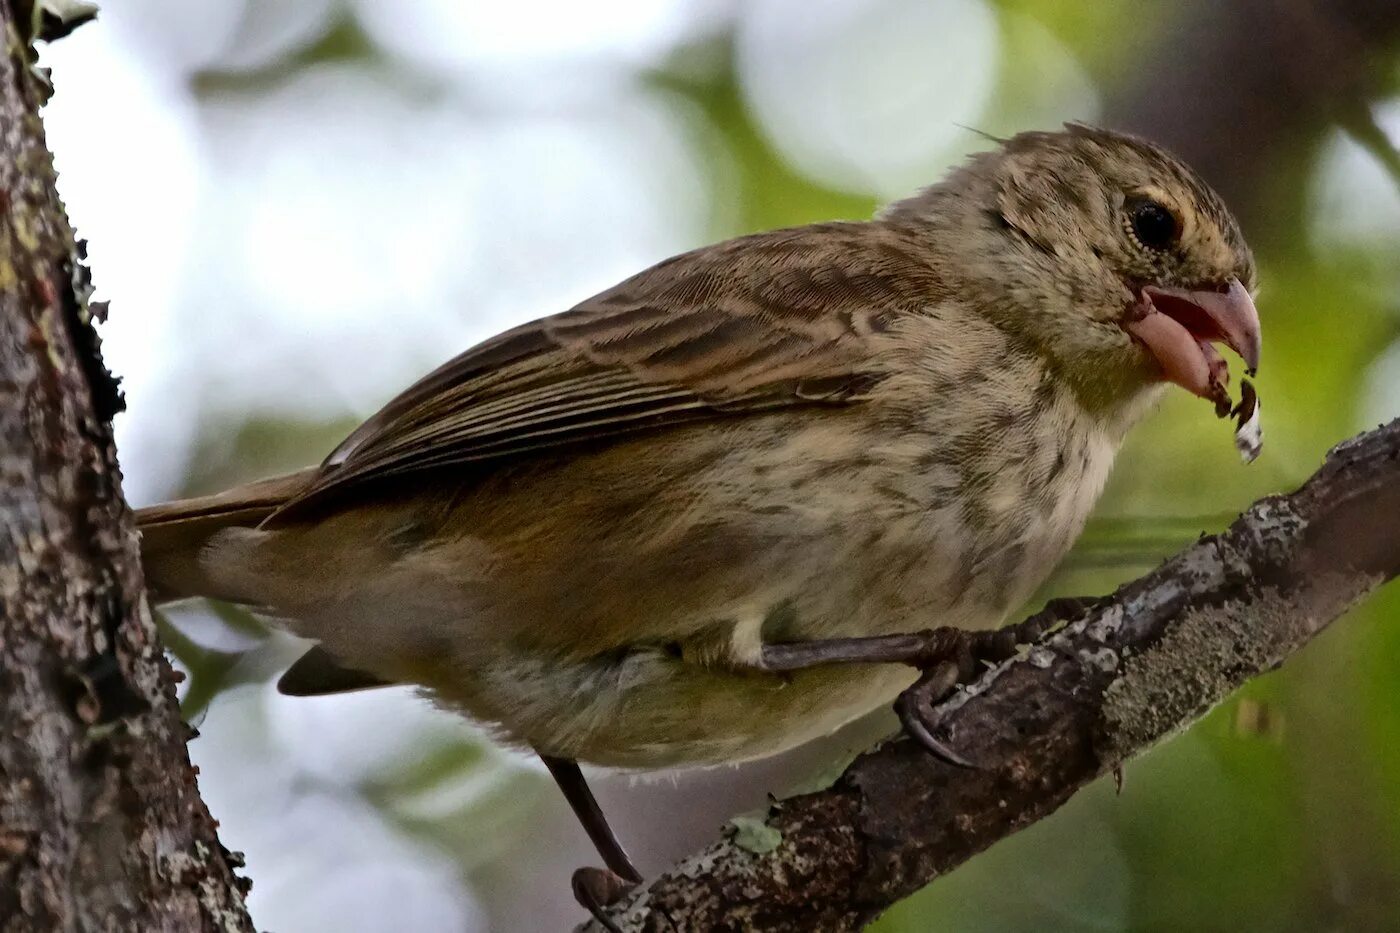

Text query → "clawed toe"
[895,660,978,768]
[572,866,636,931]
[892,597,1097,765]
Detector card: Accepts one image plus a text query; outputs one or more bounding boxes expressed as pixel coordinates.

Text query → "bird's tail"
[135,468,316,604]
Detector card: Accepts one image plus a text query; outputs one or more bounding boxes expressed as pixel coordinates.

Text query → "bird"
[136,123,1261,920]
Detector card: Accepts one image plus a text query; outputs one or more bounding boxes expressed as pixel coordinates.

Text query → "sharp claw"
[895,661,979,769]
[572,867,633,932]
[898,701,978,768]
[889,608,1085,769]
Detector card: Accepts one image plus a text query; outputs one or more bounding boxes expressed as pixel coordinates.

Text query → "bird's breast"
[799,345,1122,640]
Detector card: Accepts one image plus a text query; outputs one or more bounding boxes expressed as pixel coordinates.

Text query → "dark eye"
[1126,196,1179,251]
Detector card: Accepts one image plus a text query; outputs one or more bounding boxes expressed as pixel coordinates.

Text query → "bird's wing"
[268,222,938,522]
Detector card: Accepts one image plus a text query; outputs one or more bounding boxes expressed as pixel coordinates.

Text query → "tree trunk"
[0,5,254,930]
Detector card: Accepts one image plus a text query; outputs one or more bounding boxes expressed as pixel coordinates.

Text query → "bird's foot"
[572,866,637,932]
[894,595,1099,767]
[895,659,975,766]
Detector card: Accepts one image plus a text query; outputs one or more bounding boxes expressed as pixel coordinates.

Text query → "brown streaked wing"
[267,222,938,522]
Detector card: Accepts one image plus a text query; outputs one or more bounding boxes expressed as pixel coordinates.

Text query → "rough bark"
[584,418,1400,932]
[0,6,254,931]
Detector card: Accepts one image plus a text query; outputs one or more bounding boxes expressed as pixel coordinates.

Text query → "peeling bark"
[0,6,253,931]
[585,419,1400,932]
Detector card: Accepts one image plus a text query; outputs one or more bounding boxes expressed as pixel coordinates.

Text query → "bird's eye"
[1125,196,1179,251]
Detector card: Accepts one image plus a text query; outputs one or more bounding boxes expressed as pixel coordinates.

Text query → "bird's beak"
[1124,277,1261,401]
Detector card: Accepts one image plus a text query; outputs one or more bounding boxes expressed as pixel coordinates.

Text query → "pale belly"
[398,466,1106,769]
[461,643,923,769]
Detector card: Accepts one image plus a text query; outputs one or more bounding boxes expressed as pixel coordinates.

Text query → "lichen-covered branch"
[0,5,253,930]
[585,418,1400,932]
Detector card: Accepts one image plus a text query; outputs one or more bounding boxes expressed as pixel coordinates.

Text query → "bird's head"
[887,124,1260,420]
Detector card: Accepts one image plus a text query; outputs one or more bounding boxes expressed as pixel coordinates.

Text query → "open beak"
[1124,276,1261,401]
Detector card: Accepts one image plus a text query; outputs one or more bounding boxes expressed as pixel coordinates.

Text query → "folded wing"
[269,222,937,522]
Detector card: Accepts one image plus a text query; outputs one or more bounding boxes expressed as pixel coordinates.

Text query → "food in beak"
[1124,276,1263,462]
[1231,379,1262,464]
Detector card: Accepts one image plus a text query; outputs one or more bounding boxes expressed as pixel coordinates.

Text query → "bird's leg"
[758,597,1089,672]
[538,753,641,930]
[760,596,1099,766]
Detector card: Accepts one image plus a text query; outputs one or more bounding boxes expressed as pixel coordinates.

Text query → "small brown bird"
[137,124,1260,916]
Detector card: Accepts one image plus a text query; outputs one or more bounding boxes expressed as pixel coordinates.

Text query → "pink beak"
[1124,277,1261,399]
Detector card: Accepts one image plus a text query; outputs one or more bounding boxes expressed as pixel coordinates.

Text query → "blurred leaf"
[1359,586,1400,853]
[181,413,358,496]
[157,604,271,719]
[359,738,534,872]
[989,0,1176,75]
[651,39,878,234]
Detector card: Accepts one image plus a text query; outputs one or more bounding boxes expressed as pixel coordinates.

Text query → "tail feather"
[136,468,316,604]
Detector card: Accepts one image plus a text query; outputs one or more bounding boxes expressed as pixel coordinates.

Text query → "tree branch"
[0,5,253,929]
[585,418,1400,932]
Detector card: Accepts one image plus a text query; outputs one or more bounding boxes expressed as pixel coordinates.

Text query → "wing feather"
[268,222,936,521]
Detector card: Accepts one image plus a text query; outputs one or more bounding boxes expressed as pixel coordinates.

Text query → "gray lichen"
[729,815,784,855]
